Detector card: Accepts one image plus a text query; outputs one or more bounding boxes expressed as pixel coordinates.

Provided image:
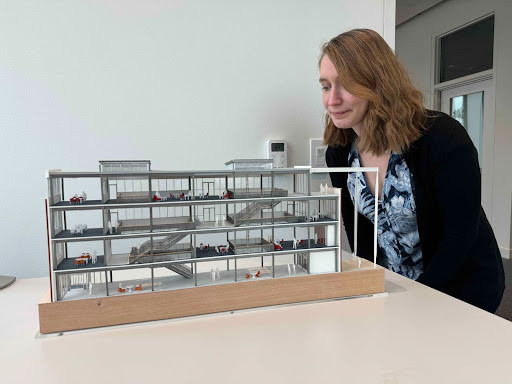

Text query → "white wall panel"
[0,0,393,277]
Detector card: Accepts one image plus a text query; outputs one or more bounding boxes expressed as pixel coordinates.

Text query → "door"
[202,207,214,222]
[202,181,214,195]
[440,79,494,217]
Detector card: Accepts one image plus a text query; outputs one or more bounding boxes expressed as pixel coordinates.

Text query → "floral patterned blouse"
[347,144,423,280]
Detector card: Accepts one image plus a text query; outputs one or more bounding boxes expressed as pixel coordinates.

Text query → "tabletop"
[1,271,511,384]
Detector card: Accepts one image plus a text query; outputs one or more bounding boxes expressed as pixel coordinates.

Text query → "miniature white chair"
[314,232,318,244]
[91,250,97,264]
[292,238,298,249]
[107,221,112,234]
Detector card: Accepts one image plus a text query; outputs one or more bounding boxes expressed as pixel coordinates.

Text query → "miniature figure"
[112,220,118,234]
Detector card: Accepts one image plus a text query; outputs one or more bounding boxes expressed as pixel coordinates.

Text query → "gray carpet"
[495,258,512,320]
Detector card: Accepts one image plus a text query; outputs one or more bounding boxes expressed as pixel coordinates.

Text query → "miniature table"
[1,271,512,383]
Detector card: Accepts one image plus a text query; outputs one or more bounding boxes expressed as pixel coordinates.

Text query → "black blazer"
[326,111,504,312]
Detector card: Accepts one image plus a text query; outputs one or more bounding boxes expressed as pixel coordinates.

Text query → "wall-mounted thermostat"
[266,139,288,168]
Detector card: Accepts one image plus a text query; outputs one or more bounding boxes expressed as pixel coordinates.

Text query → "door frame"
[430,12,497,220]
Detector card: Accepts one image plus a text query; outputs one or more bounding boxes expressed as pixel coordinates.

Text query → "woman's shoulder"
[407,109,476,170]
[419,109,473,149]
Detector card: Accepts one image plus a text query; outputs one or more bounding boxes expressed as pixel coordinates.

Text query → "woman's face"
[319,55,368,135]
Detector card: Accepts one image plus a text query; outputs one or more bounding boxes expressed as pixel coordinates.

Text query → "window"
[439,16,494,83]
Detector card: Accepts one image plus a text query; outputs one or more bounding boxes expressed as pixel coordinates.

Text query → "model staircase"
[130,223,194,261]
[231,201,281,225]
[165,261,193,279]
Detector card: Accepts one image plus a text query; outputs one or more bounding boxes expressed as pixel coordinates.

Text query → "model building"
[46,159,341,302]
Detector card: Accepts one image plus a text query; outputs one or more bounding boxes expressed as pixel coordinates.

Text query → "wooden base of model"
[38,259,384,334]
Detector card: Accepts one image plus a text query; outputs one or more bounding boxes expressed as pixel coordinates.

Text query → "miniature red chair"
[274,243,282,251]
[245,273,250,279]
[153,194,161,201]
[256,271,261,277]
[118,286,126,293]
[135,284,142,291]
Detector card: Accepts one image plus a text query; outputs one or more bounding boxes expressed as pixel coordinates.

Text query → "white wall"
[396,0,512,258]
[0,0,394,278]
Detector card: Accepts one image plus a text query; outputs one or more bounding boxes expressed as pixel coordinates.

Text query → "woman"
[321,29,504,312]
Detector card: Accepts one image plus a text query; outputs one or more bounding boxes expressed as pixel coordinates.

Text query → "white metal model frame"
[45,161,378,303]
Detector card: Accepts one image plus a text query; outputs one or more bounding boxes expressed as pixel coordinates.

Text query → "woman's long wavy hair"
[321,29,428,154]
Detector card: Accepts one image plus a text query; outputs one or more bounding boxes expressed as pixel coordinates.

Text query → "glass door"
[440,79,494,216]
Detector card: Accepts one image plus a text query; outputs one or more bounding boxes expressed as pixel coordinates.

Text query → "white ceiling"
[396,0,446,26]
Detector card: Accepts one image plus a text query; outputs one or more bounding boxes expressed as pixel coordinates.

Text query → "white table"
[1,272,511,383]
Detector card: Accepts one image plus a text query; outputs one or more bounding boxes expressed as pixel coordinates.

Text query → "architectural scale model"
[40,159,384,334]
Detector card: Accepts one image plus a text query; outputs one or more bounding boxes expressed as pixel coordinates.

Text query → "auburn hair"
[320,29,428,154]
